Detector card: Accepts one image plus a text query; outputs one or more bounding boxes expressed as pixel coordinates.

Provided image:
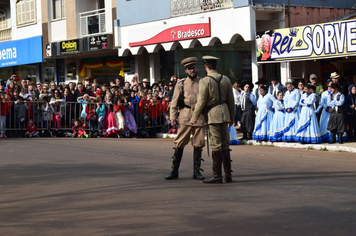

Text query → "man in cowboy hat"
[190,56,235,184]
[327,83,346,144]
[254,78,267,101]
[268,75,285,99]
[142,78,151,90]
[165,57,206,181]
[239,80,257,140]
[330,71,348,96]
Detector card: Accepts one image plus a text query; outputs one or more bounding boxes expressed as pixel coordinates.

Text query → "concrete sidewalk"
[158,133,356,153]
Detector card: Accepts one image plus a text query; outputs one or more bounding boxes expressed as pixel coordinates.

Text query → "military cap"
[202,55,219,63]
[181,57,198,68]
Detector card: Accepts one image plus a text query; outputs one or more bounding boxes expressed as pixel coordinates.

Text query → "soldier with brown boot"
[190,56,235,183]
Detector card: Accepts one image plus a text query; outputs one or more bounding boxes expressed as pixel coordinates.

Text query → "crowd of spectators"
[233,71,356,144]
[0,74,180,138]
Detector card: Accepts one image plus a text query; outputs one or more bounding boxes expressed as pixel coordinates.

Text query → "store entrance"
[91,65,122,84]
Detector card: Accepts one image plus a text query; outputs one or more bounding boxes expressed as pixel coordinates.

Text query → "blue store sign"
[0,36,42,68]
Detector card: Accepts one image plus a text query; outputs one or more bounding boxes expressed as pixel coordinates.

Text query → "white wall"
[51,19,67,42]
[10,0,42,40]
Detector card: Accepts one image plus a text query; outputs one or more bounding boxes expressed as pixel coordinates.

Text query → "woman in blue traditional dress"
[295,84,321,143]
[268,92,286,142]
[282,81,300,141]
[316,80,332,142]
[253,85,276,141]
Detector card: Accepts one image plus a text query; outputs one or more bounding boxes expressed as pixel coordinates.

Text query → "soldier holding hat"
[165,57,206,181]
[190,56,235,184]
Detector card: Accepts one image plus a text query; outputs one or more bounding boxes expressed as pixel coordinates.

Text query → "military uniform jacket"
[192,70,235,124]
[170,76,205,126]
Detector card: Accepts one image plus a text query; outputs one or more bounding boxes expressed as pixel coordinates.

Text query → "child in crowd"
[49,89,64,136]
[0,92,9,138]
[268,92,286,142]
[77,94,93,120]
[123,96,137,137]
[79,117,89,137]
[14,94,28,137]
[114,97,125,132]
[32,99,42,130]
[25,119,39,137]
[42,99,53,137]
[72,120,86,138]
[96,96,106,135]
[161,113,171,133]
[160,95,170,127]
[85,97,98,137]
[148,94,161,137]
[103,92,118,137]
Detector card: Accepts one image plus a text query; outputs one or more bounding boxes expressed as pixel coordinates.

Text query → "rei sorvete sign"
[256,19,356,63]
[0,36,42,68]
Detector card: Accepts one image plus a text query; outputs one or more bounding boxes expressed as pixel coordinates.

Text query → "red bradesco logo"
[129,19,211,47]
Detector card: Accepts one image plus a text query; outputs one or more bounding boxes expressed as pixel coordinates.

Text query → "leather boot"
[329,131,336,144]
[193,147,204,180]
[338,133,344,144]
[165,147,184,180]
[203,150,223,183]
[239,132,247,141]
[222,149,232,183]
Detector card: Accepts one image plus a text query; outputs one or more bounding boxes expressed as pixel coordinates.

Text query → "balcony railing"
[171,0,233,17]
[0,28,11,42]
[80,8,106,37]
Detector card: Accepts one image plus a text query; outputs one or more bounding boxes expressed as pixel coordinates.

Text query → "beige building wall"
[66,0,77,39]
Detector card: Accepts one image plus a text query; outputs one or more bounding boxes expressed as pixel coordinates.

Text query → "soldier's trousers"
[208,123,230,151]
[173,125,205,148]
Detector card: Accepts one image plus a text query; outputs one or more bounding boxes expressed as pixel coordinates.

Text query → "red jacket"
[161,100,169,113]
[26,124,38,133]
[148,101,161,119]
[0,101,9,116]
[114,104,125,113]
[85,103,96,121]
[138,98,148,114]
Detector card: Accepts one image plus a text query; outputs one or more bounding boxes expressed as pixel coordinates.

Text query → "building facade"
[115,0,356,86]
[0,0,43,83]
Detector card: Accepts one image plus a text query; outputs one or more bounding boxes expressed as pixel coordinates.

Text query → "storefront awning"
[117,6,255,57]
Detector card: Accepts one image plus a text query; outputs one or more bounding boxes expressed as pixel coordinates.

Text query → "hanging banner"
[257,19,356,63]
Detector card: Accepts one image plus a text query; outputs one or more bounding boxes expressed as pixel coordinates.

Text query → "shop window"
[58,59,65,83]
[16,0,37,27]
[0,8,7,30]
[52,0,66,20]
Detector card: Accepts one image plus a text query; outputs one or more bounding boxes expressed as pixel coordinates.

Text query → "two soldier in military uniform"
[166,55,234,184]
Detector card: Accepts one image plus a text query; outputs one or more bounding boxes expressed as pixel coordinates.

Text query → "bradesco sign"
[257,19,356,63]
[129,18,211,47]
[0,36,42,68]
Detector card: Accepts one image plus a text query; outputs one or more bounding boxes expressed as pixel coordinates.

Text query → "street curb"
[157,133,356,153]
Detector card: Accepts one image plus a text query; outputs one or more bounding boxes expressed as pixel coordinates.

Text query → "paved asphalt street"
[0,138,356,236]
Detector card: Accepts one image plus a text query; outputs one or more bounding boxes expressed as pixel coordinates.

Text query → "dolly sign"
[257,19,356,62]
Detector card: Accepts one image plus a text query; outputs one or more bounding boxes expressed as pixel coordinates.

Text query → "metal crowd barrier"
[0,99,170,138]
